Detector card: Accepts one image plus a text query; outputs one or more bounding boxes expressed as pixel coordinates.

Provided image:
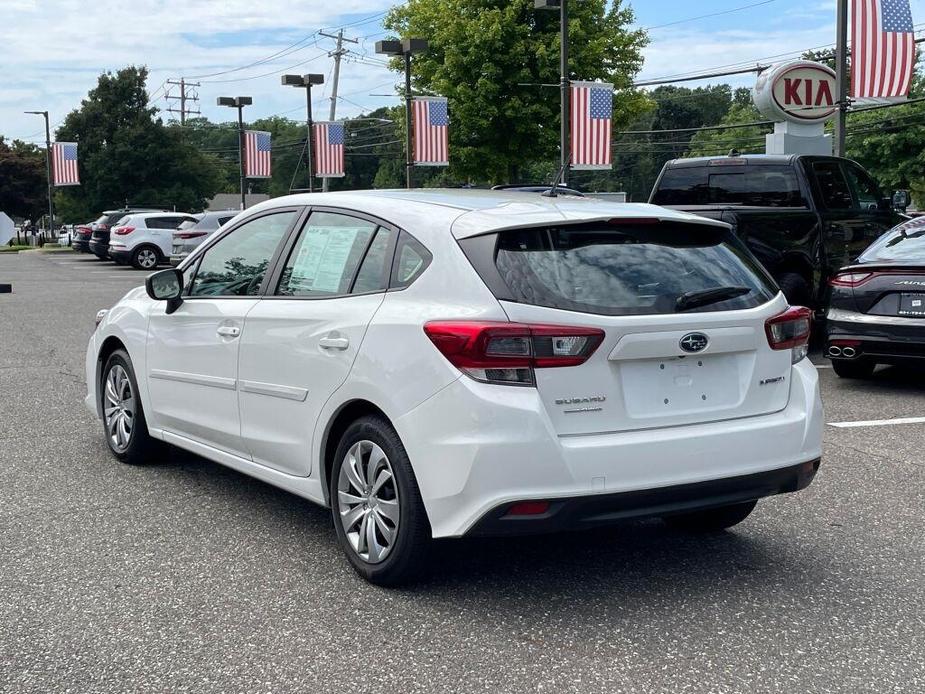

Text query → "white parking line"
[814,363,832,369]
[828,416,925,428]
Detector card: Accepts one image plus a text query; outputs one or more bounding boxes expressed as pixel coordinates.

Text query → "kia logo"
[680,332,709,353]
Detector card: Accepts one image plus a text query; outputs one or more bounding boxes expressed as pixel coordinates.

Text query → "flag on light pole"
[413,97,449,166]
[851,0,916,99]
[570,82,613,170]
[52,142,80,186]
[244,130,272,178]
[313,121,345,178]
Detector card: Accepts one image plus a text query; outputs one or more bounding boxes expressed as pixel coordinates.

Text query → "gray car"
[170,210,239,265]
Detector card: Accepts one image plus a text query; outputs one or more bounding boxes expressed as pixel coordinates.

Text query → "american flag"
[244,130,272,178]
[570,81,613,170]
[851,0,916,99]
[52,142,80,186]
[413,97,449,166]
[313,121,345,178]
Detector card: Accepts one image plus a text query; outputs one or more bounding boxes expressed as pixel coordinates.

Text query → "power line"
[183,33,321,80]
[645,0,778,31]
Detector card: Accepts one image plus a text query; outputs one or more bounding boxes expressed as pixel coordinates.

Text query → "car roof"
[243,189,729,239]
[127,212,195,221]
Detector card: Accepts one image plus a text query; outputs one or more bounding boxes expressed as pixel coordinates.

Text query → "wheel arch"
[95,335,128,418]
[320,399,392,506]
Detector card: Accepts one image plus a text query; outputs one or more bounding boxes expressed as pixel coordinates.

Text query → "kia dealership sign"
[754,60,837,123]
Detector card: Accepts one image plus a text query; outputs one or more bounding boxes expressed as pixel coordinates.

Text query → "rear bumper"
[826,308,925,362]
[108,248,133,264]
[467,458,820,536]
[88,240,109,257]
[396,359,823,538]
[72,238,91,252]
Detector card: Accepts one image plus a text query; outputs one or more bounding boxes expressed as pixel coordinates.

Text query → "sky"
[3,0,925,144]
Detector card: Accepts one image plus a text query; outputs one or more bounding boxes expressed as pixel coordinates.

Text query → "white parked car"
[85,190,823,585]
[107,212,199,269]
[170,210,239,265]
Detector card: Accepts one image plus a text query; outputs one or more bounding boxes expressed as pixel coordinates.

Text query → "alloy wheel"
[137,249,157,269]
[103,364,134,452]
[336,440,400,564]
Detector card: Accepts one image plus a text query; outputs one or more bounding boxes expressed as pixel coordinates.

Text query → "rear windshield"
[465,222,776,316]
[651,164,805,207]
[859,221,925,263]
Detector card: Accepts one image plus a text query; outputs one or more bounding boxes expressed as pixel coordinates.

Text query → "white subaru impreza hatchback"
[86,190,823,584]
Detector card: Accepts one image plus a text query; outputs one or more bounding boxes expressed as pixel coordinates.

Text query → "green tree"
[0,137,46,220]
[384,0,648,183]
[686,102,770,157]
[845,72,925,204]
[54,66,221,221]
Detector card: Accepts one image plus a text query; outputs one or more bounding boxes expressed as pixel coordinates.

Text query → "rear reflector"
[766,306,812,363]
[505,501,550,516]
[423,321,604,386]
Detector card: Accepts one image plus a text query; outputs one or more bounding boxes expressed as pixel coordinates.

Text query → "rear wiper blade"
[676,286,751,312]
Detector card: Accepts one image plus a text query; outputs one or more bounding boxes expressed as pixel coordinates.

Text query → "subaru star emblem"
[680,332,709,353]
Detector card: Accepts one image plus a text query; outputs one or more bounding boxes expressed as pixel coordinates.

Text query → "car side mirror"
[891,189,910,211]
[145,268,184,314]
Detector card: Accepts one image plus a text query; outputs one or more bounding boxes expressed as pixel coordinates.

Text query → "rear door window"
[465,222,776,316]
[275,212,379,297]
[811,161,853,209]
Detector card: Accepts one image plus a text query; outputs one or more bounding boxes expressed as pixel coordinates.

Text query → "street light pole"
[535,0,569,185]
[404,52,413,190]
[282,74,325,193]
[376,38,429,190]
[559,0,569,185]
[25,110,54,241]
[217,96,253,209]
[236,105,246,210]
[834,0,849,157]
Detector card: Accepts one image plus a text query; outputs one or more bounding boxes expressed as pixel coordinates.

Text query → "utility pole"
[319,29,358,192]
[24,110,53,242]
[834,0,849,157]
[166,79,201,125]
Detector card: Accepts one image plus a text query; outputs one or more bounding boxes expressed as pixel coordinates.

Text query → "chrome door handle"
[217,326,241,338]
[319,336,349,350]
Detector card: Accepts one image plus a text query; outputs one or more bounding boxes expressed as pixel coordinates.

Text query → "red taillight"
[423,321,604,386]
[113,226,135,236]
[175,231,207,240]
[766,306,812,363]
[829,271,873,287]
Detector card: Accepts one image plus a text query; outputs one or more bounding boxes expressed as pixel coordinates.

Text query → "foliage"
[0,137,46,220]
[845,89,925,203]
[54,66,221,222]
[686,101,770,157]
[384,0,648,183]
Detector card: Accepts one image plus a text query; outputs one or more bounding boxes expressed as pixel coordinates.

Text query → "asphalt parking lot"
[1,250,923,693]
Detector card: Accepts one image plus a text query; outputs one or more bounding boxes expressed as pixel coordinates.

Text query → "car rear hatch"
[457,218,802,437]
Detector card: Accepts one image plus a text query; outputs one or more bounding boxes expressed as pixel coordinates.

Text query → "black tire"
[832,358,876,379]
[777,272,812,306]
[131,245,161,270]
[329,416,431,586]
[663,500,757,532]
[100,349,160,465]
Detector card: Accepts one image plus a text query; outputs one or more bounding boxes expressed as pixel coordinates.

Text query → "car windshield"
[859,221,925,263]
